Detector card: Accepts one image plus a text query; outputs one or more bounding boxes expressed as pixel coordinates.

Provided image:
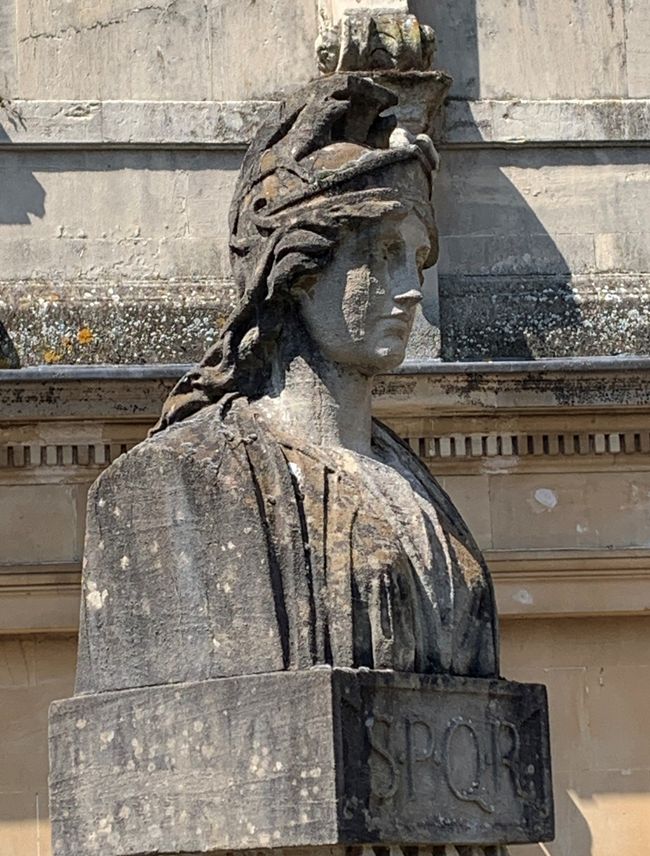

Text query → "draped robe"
[76,399,499,694]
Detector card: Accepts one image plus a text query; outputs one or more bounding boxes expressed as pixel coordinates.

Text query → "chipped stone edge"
[1,99,649,148]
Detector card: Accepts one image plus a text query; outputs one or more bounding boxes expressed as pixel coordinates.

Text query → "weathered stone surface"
[0,280,236,366]
[13,0,319,102]
[413,0,646,100]
[0,482,84,564]
[2,131,647,365]
[4,98,650,148]
[74,399,499,693]
[49,72,552,855]
[626,0,650,97]
[439,98,650,145]
[0,99,279,147]
[434,146,650,358]
[5,358,650,423]
[439,274,650,360]
[49,670,553,855]
[316,10,436,74]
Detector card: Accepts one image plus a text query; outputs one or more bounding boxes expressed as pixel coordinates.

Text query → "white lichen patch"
[120,555,130,569]
[86,585,108,611]
[533,488,558,509]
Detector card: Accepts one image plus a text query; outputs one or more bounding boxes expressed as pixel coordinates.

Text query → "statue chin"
[358,342,409,374]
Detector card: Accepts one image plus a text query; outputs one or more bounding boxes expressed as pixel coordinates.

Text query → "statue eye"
[381,241,403,260]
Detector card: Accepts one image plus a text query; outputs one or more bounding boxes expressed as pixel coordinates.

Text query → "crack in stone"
[18,1,180,44]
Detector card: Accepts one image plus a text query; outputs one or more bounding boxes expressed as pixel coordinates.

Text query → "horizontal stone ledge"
[440,98,650,146]
[439,273,650,361]
[4,549,649,632]
[0,99,279,148]
[1,98,649,148]
[3,356,650,421]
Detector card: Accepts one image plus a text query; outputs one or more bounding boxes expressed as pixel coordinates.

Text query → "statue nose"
[394,288,423,308]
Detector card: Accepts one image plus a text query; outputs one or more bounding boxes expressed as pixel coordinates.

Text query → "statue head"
[153,75,439,434]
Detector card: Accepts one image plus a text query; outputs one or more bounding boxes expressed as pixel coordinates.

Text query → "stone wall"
[1,0,648,364]
[1,3,650,856]
[2,361,650,855]
[4,617,649,856]
[414,0,650,358]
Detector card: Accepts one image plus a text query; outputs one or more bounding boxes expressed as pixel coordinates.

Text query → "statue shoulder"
[371,417,484,558]
[90,403,251,499]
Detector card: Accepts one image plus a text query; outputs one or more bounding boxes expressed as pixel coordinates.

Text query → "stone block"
[0,0,16,97]
[435,148,650,277]
[435,474,493,549]
[439,273,650,360]
[415,0,628,100]
[433,139,650,356]
[489,471,650,551]
[0,483,82,564]
[16,0,212,101]
[626,0,650,97]
[49,669,553,855]
[208,0,320,101]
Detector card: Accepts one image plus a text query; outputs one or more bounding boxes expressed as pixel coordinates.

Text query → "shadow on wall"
[413,0,582,360]
[0,122,46,366]
[433,146,583,360]
[510,790,593,856]
[411,0,480,100]
[0,123,46,224]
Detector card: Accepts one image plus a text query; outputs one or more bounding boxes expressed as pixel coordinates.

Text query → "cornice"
[2,99,648,149]
[2,357,650,422]
[2,359,649,470]
[3,549,649,633]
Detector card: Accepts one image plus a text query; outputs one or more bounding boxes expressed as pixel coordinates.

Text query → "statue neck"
[255,352,375,456]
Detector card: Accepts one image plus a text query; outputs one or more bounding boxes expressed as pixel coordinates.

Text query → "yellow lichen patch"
[77,326,94,345]
[43,349,63,364]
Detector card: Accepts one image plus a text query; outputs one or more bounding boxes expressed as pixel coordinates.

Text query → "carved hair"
[151,75,438,435]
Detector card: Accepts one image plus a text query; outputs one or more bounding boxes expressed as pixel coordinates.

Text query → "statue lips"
[380,307,417,333]
[382,310,410,326]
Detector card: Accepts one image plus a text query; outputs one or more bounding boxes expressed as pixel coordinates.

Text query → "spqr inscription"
[366,711,541,813]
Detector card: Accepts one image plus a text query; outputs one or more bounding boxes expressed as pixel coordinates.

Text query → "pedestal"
[49,669,554,855]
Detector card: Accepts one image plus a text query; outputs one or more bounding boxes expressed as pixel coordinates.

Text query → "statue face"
[296,210,431,373]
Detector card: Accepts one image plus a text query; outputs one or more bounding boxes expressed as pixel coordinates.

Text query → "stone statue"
[50,74,553,856]
[74,75,497,693]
